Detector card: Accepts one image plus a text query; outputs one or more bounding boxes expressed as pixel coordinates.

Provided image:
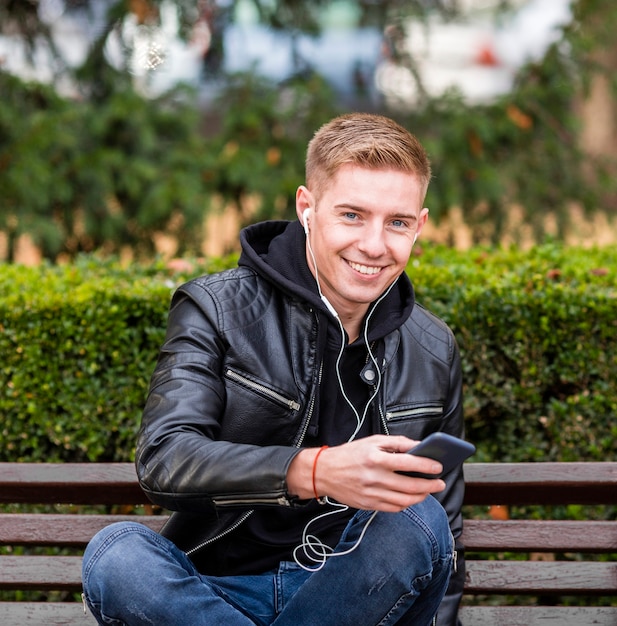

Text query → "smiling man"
[82,113,467,626]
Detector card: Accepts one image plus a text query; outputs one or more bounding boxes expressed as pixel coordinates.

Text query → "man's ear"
[415,207,430,240]
[295,186,313,222]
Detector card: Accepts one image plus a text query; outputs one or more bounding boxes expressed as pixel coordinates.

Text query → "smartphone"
[399,432,476,479]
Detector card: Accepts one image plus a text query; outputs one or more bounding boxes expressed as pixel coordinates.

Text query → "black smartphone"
[399,432,476,479]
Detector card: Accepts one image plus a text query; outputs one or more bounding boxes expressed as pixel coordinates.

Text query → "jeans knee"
[83,522,158,595]
[390,497,453,569]
[409,496,451,549]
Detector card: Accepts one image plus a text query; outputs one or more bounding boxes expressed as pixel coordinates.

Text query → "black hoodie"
[207,220,416,575]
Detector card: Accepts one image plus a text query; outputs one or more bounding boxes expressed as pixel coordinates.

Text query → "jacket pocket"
[225,368,301,411]
[221,367,302,444]
[384,403,445,439]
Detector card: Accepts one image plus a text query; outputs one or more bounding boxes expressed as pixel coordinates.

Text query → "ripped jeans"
[82,496,453,626]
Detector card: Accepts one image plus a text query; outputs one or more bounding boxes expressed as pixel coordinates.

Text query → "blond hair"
[306,113,431,198]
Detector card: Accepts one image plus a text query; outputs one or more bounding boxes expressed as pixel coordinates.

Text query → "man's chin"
[345,287,390,307]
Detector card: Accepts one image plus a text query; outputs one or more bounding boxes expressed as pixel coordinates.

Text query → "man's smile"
[347,260,384,276]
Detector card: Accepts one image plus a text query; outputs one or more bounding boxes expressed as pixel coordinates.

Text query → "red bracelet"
[312,445,329,500]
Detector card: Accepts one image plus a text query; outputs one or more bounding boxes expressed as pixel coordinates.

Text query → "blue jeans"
[82,496,453,626]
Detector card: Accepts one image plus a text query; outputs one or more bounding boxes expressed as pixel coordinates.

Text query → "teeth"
[349,261,381,275]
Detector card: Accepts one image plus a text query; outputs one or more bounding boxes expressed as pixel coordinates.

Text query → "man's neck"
[338,310,367,344]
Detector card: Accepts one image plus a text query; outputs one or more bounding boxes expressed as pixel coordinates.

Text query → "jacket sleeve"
[135,281,302,512]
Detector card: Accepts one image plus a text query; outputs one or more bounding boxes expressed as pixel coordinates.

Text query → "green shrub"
[410,243,617,462]
[1,244,615,463]
[1,258,163,461]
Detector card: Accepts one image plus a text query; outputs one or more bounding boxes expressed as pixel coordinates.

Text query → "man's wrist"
[312,445,329,499]
[287,447,328,500]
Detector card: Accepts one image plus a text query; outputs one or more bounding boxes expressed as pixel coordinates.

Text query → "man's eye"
[344,212,358,220]
[392,220,407,228]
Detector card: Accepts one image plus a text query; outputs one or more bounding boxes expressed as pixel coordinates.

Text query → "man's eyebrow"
[390,211,418,221]
[332,202,363,211]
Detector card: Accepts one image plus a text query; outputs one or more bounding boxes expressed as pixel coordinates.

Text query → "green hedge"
[1,245,615,463]
[411,243,617,462]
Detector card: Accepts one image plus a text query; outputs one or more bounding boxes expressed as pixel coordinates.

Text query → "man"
[82,113,466,625]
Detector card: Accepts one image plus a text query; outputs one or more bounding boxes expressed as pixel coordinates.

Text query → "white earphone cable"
[297,217,399,570]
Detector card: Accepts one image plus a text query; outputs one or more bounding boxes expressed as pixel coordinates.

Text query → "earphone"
[302,207,340,319]
[302,207,311,236]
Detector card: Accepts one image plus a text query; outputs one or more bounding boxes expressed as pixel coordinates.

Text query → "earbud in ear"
[413,233,418,245]
[302,208,311,236]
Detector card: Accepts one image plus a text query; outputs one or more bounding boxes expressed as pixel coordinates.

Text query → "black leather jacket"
[136,230,466,625]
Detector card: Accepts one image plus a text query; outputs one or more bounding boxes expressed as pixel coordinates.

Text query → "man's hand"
[286,435,445,512]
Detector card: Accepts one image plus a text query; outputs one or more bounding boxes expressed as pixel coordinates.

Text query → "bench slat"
[462,519,617,552]
[5,515,615,554]
[0,514,168,546]
[1,604,616,626]
[458,606,617,626]
[0,602,97,626]
[2,462,616,505]
[7,604,614,626]
[465,560,617,594]
[0,556,83,590]
[4,555,616,596]
[0,464,145,505]
[463,462,617,505]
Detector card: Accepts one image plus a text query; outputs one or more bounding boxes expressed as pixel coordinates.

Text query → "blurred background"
[2,0,616,263]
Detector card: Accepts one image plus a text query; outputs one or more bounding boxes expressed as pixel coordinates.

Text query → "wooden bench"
[1,462,616,625]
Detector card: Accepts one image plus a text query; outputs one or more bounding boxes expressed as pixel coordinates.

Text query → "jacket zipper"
[379,404,389,435]
[213,494,294,507]
[186,510,254,555]
[225,368,301,411]
[385,406,444,420]
[294,360,323,446]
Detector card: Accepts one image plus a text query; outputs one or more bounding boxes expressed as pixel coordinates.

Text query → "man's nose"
[357,224,387,257]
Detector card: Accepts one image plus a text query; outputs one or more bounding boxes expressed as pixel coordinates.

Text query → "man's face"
[297,164,428,320]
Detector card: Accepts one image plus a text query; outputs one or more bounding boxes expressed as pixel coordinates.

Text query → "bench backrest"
[1,462,616,624]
